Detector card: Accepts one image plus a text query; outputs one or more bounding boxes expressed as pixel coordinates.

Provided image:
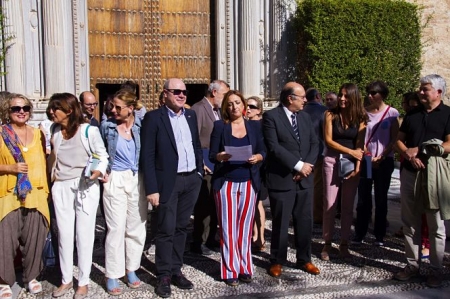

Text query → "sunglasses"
[10,105,31,113]
[113,105,129,112]
[368,91,379,96]
[247,104,259,110]
[165,89,188,96]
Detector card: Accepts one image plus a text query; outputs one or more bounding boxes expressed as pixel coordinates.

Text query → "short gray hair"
[420,74,447,98]
[207,80,229,96]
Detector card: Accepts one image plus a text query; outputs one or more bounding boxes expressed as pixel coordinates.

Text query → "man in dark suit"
[262,82,320,278]
[190,79,229,255]
[303,88,328,224]
[79,91,100,126]
[141,78,204,298]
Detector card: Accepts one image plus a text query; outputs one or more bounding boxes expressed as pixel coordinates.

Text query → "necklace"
[122,125,131,134]
[14,125,28,152]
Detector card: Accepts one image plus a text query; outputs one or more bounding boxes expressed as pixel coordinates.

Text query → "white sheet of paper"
[224,145,252,162]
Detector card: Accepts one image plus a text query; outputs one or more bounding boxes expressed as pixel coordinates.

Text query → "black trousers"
[269,185,313,265]
[355,157,394,241]
[155,173,202,277]
[192,174,218,247]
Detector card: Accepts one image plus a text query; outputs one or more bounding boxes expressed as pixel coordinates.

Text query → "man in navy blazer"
[262,82,320,278]
[141,78,204,298]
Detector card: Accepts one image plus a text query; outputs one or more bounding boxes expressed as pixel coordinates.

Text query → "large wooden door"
[88,0,160,110]
[159,1,211,84]
[87,0,212,111]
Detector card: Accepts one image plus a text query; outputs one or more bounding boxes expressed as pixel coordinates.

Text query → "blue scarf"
[1,124,32,201]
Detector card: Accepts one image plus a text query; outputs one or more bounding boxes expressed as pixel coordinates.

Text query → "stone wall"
[407,0,450,101]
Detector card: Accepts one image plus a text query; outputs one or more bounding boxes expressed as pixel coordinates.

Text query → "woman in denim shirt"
[100,89,147,296]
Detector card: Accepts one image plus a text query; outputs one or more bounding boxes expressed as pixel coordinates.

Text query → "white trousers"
[103,170,147,278]
[52,178,100,286]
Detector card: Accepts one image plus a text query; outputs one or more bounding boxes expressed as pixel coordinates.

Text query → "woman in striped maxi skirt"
[209,90,266,286]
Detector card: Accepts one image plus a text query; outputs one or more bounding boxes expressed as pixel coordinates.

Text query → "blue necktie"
[291,113,300,140]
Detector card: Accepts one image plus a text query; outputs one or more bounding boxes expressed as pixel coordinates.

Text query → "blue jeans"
[355,157,394,241]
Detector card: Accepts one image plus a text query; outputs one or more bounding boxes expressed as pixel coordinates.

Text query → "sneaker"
[426,273,443,288]
[394,265,419,281]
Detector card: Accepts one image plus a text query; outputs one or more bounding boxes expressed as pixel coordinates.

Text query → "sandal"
[106,278,123,296]
[27,279,43,294]
[0,284,12,298]
[126,271,141,289]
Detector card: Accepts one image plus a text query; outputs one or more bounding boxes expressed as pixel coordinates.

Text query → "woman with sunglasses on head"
[353,81,399,246]
[0,94,49,297]
[99,89,147,295]
[321,83,367,261]
[209,90,265,286]
[47,93,108,299]
[246,96,268,252]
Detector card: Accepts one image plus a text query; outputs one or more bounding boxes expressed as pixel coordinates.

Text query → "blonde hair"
[114,89,143,110]
[0,93,33,123]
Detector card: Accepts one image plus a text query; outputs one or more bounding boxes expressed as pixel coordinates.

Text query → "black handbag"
[42,231,56,267]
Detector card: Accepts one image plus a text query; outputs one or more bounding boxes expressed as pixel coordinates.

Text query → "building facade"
[1,0,449,125]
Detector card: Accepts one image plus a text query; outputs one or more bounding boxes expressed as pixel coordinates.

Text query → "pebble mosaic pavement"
[12,177,450,298]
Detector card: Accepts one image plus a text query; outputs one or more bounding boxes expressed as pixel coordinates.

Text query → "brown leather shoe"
[299,262,320,275]
[268,264,282,277]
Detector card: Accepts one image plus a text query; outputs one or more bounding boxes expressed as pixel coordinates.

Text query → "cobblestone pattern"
[16,179,450,298]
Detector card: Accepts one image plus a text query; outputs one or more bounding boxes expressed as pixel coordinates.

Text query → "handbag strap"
[365,105,390,148]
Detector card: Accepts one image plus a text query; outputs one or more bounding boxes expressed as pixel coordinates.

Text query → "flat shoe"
[73,291,88,299]
[224,278,239,286]
[238,274,252,283]
[52,282,73,298]
[126,271,141,289]
[27,279,43,294]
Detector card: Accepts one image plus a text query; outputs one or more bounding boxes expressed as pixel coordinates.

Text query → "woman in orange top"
[0,94,49,297]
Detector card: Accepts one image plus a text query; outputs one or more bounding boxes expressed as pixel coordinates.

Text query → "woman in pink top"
[354,81,399,246]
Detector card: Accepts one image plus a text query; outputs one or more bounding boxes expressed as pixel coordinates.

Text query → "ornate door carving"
[159,1,211,85]
[87,0,160,110]
[87,0,211,112]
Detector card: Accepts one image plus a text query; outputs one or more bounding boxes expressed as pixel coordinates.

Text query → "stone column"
[215,0,236,86]
[74,0,90,94]
[3,0,43,98]
[269,0,297,98]
[239,0,261,98]
[42,0,75,96]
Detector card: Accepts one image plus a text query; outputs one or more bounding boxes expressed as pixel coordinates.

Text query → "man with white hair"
[190,80,230,255]
[395,74,450,288]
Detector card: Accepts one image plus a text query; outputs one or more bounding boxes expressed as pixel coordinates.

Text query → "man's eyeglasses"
[247,104,259,110]
[165,89,188,96]
[10,105,31,113]
[113,105,129,112]
[290,94,306,100]
[368,91,379,96]
[84,102,98,107]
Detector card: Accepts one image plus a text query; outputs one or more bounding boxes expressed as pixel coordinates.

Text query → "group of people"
[0,74,449,299]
